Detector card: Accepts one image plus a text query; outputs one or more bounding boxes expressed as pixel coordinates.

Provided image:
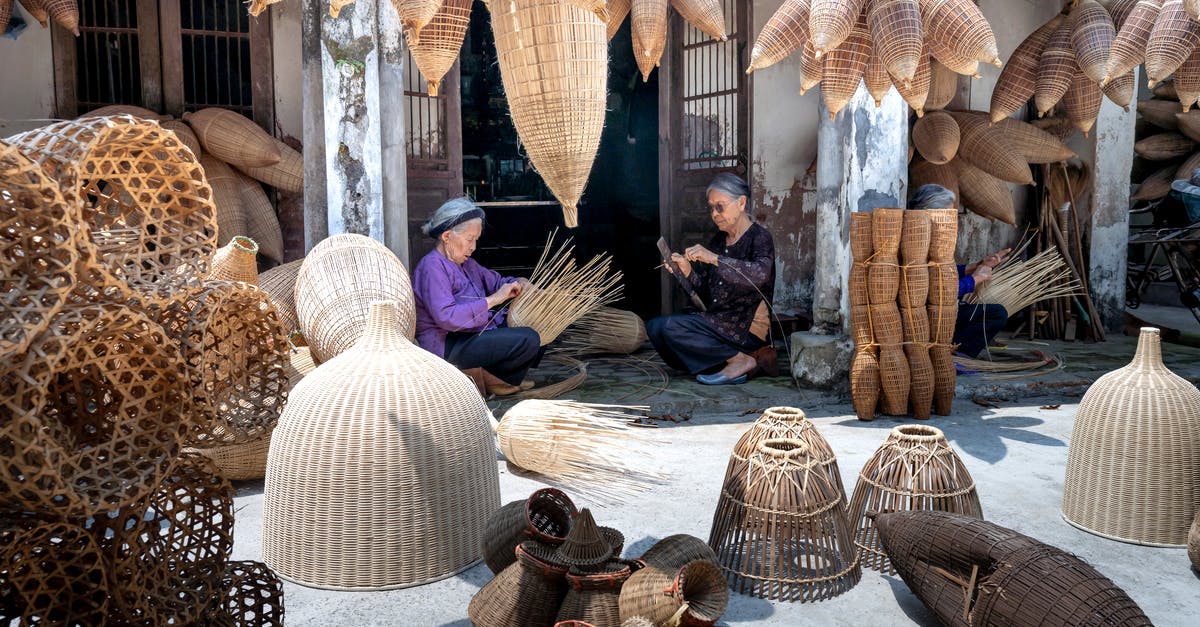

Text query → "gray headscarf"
[706,172,751,201]
[421,197,485,239]
[908,184,958,210]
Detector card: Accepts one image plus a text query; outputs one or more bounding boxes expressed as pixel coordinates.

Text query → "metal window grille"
[179,0,253,116]
[75,0,142,112]
[680,0,741,171]
[404,47,448,168]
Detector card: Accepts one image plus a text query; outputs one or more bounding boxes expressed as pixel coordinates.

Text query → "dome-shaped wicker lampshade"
[727,406,848,503]
[708,439,861,602]
[1063,327,1200,546]
[847,425,983,574]
[263,300,501,589]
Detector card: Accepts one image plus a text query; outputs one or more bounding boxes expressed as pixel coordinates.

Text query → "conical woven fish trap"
[391,0,442,43]
[927,37,980,77]
[294,233,416,363]
[236,138,303,193]
[900,305,929,343]
[201,154,249,247]
[1103,69,1137,108]
[900,265,929,308]
[993,117,1077,164]
[147,280,289,446]
[483,487,579,574]
[869,302,902,344]
[0,304,188,519]
[161,118,203,157]
[491,0,607,226]
[508,236,624,345]
[557,560,633,626]
[867,260,900,304]
[909,161,960,212]
[850,211,873,261]
[0,140,79,357]
[727,406,848,501]
[206,235,260,285]
[618,559,729,625]
[1065,68,1104,135]
[1178,110,1200,141]
[92,453,235,625]
[1110,0,1146,29]
[264,301,501,590]
[554,508,617,568]
[183,107,281,169]
[926,58,959,111]
[40,0,79,34]
[19,0,48,27]
[864,50,894,105]
[820,11,871,118]
[905,343,934,420]
[1147,0,1200,86]
[809,0,866,57]
[798,40,825,93]
[922,0,999,65]
[606,0,632,39]
[847,425,983,573]
[949,112,1033,185]
[954,159,1015,225]
[1176,47,1200,110]
[851,346,881,421]
[469,541,571,627]
[1190,512,1200,570]
[673,0,727,41]
[893,48,932,115]
[849,263,870,307]
[0,516,109,625]
[1036,22,1076,115]
[748,0,810,72]
[203,560,286,627]
[237,171,284,264]
[875,511,1153,627]
[912,111,959,165]
[405,0,471,95]
[1070,1,1116,85]
[258,258,303,334]
[6,115,218,297]
[638,534,718,571]
[631,0,669,80]
[870,207,903,257]
[1106,0,1160,83]
[560,306,648,355]
[1138,96,1183,128]
[1135,131,1196,159]
[1063,327,1200,546]
[928,343,955,416]
[927,303,957,344]
[877,343,911,415]
[990,14,1064,123]
[1131,164,1176,202]
[927,262,958,305]
[868,0,922,85]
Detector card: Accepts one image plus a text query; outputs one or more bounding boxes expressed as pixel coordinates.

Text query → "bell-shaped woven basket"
[725,406,848,502]
[263,300,501,589]
[709,439,862,602]
[618,559,728,625]
[847,425,983,573]
[469,541,570,627]
[1063,327,1200,546]
[554,508,620,569]
[491,0,607,227]
[294,233,416,363]
[876,511,1152,626]
[483,487,579,574]
[556,560,634,626]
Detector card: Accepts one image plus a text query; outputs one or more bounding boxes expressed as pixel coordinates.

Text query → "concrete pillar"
[1085,69,1137,333]
[302,0,410,264]
[792,84,908,386]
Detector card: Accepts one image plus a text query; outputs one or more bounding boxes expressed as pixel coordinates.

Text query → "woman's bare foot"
[715,352,757,380]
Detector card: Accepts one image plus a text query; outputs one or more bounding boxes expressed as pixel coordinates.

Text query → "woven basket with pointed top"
[868,0,922,85]
[673,0,727,41]
[993,118,1077,164]
[1105,0,1161,82]
[391,0,442,43]
[236,138,304,193]
[206,235,260,285]
[1176,46,1200,110]
[1036,22,1076,116]
[406,0,471,96]
[726,406,848,501]
[1065,67,1104,136]
[1069,0,1116,85]
[821,10,871,118]
[927,37,980,77]
[1147,0,1200,87]
[912,111,959,164]
[748,0,810,73]
[922,0,999,66]
[809,0,866,57]
[991,14,1064,123]
[955,159,1016,225]
[893,47,931,115]
[554,508,617,569]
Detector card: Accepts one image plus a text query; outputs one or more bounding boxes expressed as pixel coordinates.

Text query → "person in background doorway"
[908,184,1011,359]
[411,197,540,396]
[647,173,777,385]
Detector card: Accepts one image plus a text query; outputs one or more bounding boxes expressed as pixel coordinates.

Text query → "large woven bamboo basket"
[1069,0,1116,85]
[618,559,728,625]
[631,0,669,80]
[808,0,865,57]
[868,0,922,85]
[926,207,958,264]
[6,115,218,297]
[556,560,633,626]
[204,560,286,626]
[259,258,303,334]
[875,511,1152,626]
[726,406,847,501]
[236,138,304,193]
[0,305,188,519]
[1065,68,1104,136]
[993,117,1077,164]
[877,343,910,415]
[236,171,285,264]
[407,0,471,96]
[391,0,442,43]
[748,0,810,73]
[206,235,260,285]
[468,541,570,627]
[1035,21,1075,116]
[201,154,249,247]
[709,439,861,602]
[673,0,727,41]
[990,14,1064,123]
[922,0,999,65]
[187,428,276,482]
[1135,131,1196,159]
[851,346,881,421]
[820,11,871,119]
[183,107,281,169]
[0,517,108,624]
[294,233,416,363]
[161,118,203,156]
[491,0,607,227]
[264,301,501,589]
[0,140,79,356]
[848,425,983,573]
[1146,0,1200,86]
[955,159,1016,225]
[912,111,959,165]
[1105,0,1160,83]
[1062,327,1200,546]
[483,487,579,574]
[606,0,632,40]
[926,37,980,77]
[864,51,893,106]
[950,112,1033,185]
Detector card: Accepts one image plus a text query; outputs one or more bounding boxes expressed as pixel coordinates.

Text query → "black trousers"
[954,304,1009,358]
[445,327,542,386]
[646,314,763,375]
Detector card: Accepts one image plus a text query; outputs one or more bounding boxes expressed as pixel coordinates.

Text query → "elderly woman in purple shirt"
[412,198,540,396]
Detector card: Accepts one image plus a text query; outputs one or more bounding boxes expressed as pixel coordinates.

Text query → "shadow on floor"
[884,575,939,626]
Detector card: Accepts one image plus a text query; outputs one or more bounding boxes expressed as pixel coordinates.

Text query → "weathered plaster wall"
[0,12,56,136]
[272,3,303,140]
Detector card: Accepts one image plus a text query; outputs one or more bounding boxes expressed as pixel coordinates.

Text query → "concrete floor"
[230,323,1200,626]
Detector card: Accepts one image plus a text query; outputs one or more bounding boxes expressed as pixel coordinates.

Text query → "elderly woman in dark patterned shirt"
[647,173,776,385]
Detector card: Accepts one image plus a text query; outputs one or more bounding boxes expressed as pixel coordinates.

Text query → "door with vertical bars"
[404,48,463,264]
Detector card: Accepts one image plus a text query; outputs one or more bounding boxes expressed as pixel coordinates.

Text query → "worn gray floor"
[230,317,1200,626]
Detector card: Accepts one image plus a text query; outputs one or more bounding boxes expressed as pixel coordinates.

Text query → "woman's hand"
[486,282,521,308]
[971,264,993,285]
[980,247,1011,270]
[684,245,719,266]
[669,252,693,277]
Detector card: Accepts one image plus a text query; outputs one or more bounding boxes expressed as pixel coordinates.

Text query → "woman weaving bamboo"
[647,173,776,385]
[412,198,540,396]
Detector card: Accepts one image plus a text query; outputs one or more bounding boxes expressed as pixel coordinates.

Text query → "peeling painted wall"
[0,13,56,136]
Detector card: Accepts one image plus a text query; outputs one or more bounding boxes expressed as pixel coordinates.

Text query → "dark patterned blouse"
[686,222,776,345]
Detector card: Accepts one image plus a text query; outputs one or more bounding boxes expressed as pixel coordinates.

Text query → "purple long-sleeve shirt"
[957,265,975,299]
[412,249,517,357]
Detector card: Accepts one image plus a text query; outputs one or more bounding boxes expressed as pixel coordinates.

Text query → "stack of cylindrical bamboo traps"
[850,207,958,420]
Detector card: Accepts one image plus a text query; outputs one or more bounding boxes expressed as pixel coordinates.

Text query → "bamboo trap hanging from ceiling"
[507,232,624,345]
[407,0,472,96]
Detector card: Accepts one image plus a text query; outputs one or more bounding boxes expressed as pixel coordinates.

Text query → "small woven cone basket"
[1063,327,1200,546]
[912,111,960,165]
[554,508,617,569]
[875,511,1153,626]
[638,534,719,571]
[847,425,983,574]
[748,0,811,73]
[851,347,881,421]
[183,107,281,168]
[406,0,472,96]
[483,487,579,574]
[491,0,607,226]
[206,235,260,285]
[469,541,570,627]
[726,406,848,503]
[618,559,729,625]
[708,439,862,602]
[0,517,109,625]
[556,561,633,626]
[263,301,501,589]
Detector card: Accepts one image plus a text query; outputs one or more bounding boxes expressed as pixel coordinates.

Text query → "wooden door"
[405,49,464,265]
[658,0,750,313]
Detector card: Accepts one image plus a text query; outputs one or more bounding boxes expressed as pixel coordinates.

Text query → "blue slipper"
[696,373,749,386]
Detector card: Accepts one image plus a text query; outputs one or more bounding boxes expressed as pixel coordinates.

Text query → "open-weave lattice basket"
[482,487,579,574]
[876,511,1152,626]
[6,115,218,299]
[709,439,862,602]
[848,425,983,574]
[294,233,416,363]
[468,541,570,627]
[264,301,500,590]
[0,516,109,625]
[202,560,286,627]
[1063,327,1200,546]
[0,305,189,519]
[617,559,729,625]
[490,0,607,227]
[725,406,847,503]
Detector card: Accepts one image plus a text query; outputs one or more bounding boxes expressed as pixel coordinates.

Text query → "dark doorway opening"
[459,4,663,319]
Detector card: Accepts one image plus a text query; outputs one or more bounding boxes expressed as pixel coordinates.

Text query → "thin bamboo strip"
[1175,44,1200,111]
[990,14,1064,123]
[1102,69,1135,109]
[509,234,623,344]
[1070,0,1117,85]
[993,118,1077,163]
[408,0,471,96]
[920,0,1000,66]
[1147,0,1200,86]
[672,0,727,41]
[950,111,1033,185]
[810,0,868,57]
[925,57,958,110]
[821,10,872,119]
[912,110,959,164]
[748,0,810,73]
[952,352,1060,374]
[892,45,931,115]
[967,247,1083,313]
[632,0,669,80]
[1064,67,1104,136]
[1104,0,1161,83]
[869,0,923,85]
[1036,22,1076,116]
[926,37,980,77]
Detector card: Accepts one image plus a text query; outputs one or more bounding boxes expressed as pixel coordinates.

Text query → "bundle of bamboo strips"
[967,246,1083,316]
[508,234,625,345]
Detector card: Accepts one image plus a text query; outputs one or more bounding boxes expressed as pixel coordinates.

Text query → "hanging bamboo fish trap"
[747,0,810,73]
[0,517,109,624]
[18,0,47,27]
[556,560,633,626]
[1146,0,1200,87]
[926,37,980,77]
[868,0,922,85]
[1176,47,1200,110]
[912,111,959,164]
[875,511,1152,626]
[508,234,623,345]
[1065,66,1104,136]
[1069,0,1116,85]
[390,0,442,43]
[407,0,471,96]
[798,40,825,93]
[631,0,669,80]
[925,58,959,110]
[491,0,607,227]
[0,305,190,520]
[36,0,79,34]
[954,159,1016,225]
[184,107,281,169]
[492,400,665,505]
[726,406,848,501]
[264,301,501,589]
[205,235,260,285]
[236,171,285,264]
[673,0,727,41]
[1035,22,1075,116]
[993,117,1077,163]
[709,439,862,602]
[203,560,286,627]
[950,112,1033,185]
[1104,0,1161,83]
[809,0,866,57]
[482,487,579,574]
[820,10,871,118]
[469,541,571,627]
[607,0,632,39]
[1063,327,1200,546]
[864,51,894,105]
[922,0,1000,66]
[560,306,648,355]
[966,247,1082,314]
[618,559,729,625]
[892,47,931,115]
[236,138,304,193]
[990,15,1064,123]
[258,258,303,334]
[1132,165,1176,202]
[847,425,983,573]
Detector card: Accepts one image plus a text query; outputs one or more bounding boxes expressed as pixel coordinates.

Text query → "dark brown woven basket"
[554,508,619,569]
[878,343,911,416]
[726,406,848,503]
[868,260,900,304]
[851,347,881,421]
[876,511,1152,626]
[906,343,934,420]
[637,534,718,571]
[556,560,633,626]
[0,516,108,625]
[618,559,728,626]
[483,487,579,574]
[929,343,956,416]
[469,541,571,627]
[203,560,286,627]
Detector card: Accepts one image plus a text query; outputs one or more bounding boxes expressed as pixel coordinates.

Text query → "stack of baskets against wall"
[850,207,958,420]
